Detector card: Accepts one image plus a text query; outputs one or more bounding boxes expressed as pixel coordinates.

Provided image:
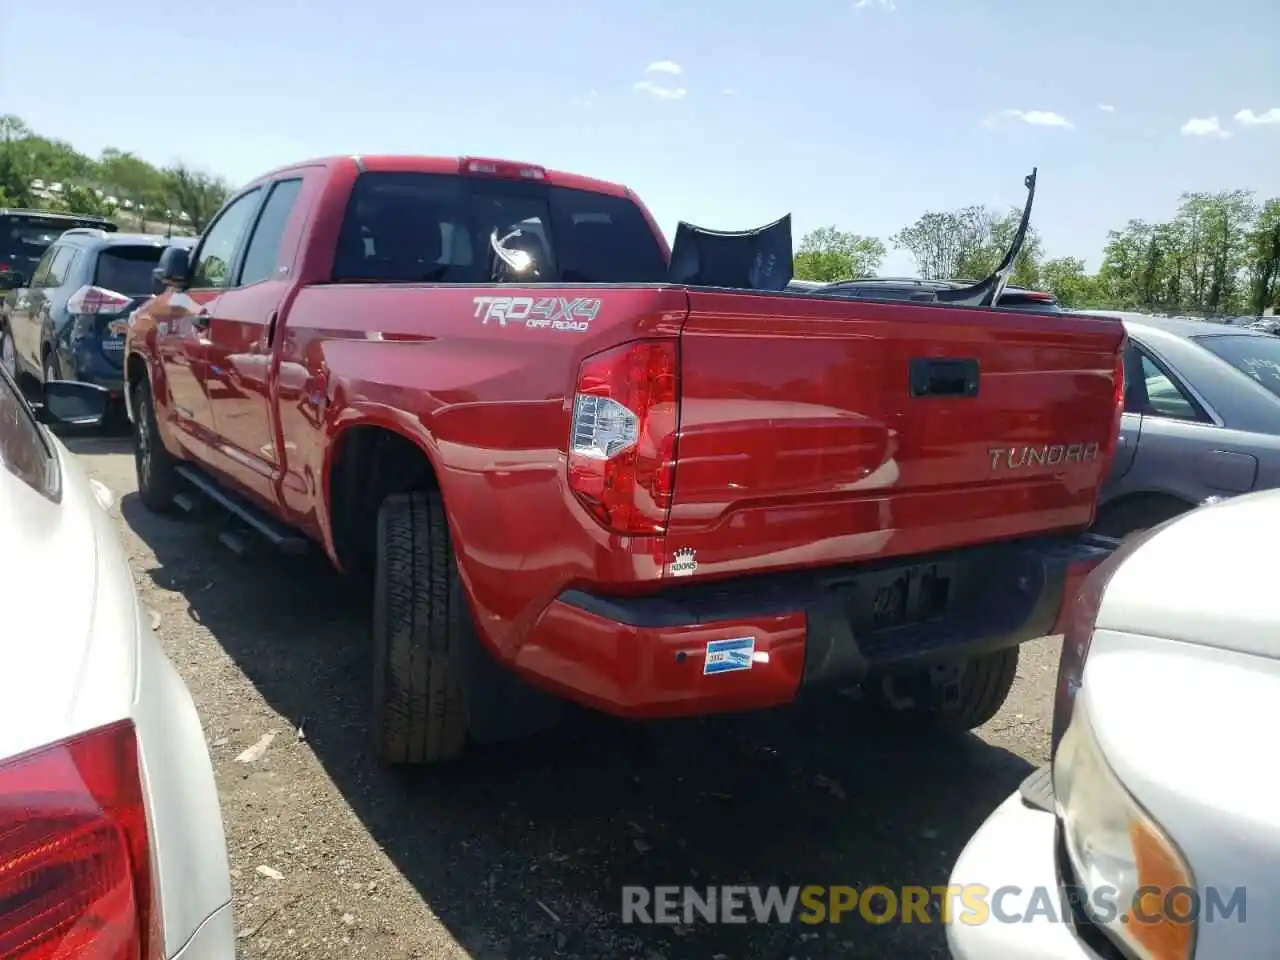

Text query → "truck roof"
[246,154,632,199]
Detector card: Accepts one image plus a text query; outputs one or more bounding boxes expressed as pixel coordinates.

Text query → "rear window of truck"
[332,172,668,285]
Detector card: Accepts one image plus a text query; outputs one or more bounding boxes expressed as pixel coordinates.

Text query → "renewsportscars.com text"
[621,884,1247,926]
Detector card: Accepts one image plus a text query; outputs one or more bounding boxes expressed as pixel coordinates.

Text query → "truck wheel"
[870,647,1019,732]
[132,381,181,512]
[371,491,468,764]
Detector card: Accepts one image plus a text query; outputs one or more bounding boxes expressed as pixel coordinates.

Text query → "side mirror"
[38,380,110,429]
[152,245,192,294]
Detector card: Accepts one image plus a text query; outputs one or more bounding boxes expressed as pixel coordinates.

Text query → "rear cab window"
[331,172,668,284]
[1193,334,1280,400]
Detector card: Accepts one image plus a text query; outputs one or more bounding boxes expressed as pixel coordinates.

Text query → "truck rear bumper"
[513,532,1117,718]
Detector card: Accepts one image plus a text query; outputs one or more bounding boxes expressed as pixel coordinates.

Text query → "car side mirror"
[153,246,192,294]
[38,380,110,429]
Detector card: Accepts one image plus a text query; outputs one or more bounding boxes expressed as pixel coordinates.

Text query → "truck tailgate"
[666,290,1125,580]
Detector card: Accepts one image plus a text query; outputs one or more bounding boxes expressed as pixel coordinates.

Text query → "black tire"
[1092,495,1189,540]
[132,380,181,512]
[870,646,1019,733]
[371,491,468,764]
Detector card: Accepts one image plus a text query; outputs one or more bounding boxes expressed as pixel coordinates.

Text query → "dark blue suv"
[0,230,195,405]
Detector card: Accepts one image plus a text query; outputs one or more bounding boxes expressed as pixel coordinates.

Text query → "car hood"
[1096,490,1280,661]
[0,436,139,759]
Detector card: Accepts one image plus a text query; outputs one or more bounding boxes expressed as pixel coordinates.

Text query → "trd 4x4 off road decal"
[472,296,601,332]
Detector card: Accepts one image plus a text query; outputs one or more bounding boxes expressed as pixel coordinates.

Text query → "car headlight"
[1054,698,1196,960]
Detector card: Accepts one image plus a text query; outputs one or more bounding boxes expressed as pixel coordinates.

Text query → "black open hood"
[932,167,1037,308]
[667,214,794,291]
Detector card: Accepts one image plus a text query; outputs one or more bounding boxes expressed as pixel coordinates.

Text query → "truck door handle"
[909,357,980,398]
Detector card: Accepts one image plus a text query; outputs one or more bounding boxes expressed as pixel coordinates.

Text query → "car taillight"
[567,339,680,536]
[68,285,132,316]
[0,720,160,960]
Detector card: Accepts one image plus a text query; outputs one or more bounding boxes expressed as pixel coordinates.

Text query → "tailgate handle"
[910,358,979,398]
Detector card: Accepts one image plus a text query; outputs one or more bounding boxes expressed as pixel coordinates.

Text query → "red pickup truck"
[124,155,1125,764]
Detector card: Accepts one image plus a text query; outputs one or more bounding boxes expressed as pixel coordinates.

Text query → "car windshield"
[0,368,58,500]
[94,245,165,296]
[332,172,669,285]
[1193,334,1280,400]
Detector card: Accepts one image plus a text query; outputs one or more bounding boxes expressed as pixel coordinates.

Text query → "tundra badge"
[989,442,1100,470]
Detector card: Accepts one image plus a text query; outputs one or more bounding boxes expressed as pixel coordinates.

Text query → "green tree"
[954,205,1044,288]
[793,226,887,281]
[1244,199,1280,315]
[890,207,989,279]
[162,164,231,233]
[1039,256,1102,308]
[48,184,119,219]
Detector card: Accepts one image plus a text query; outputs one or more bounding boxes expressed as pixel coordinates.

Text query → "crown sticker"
[670,547,698,577]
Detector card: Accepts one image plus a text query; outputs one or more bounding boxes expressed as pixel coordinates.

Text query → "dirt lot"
[68,432,1063,960]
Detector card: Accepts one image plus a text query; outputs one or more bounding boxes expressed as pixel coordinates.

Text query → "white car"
[947,492,1275,959]
[0,370,234,958]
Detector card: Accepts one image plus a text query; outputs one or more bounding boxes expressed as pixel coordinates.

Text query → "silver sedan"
[1082,312,1280,538]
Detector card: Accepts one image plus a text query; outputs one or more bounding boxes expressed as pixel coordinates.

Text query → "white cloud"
[854,0,897,8]
[645,60,683,76]
[982,108,1075,130]
[723,87,737,96]
[634,79,687,100]
[1181,116,1230,138]
[1097,104,1115,112]
[1235,107,1280,126]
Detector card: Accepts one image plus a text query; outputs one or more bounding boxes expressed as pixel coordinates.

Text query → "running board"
[173,465,309,555]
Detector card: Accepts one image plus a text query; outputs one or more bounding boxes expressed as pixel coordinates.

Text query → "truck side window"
[191,189,263,289]
[239,179,304,286]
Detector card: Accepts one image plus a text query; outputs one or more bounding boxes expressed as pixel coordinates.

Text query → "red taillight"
[1108,341,1125,453]
[0,720,159,960]
[67,285,132,316]
[458,156,547,181]
[567,339,680,536]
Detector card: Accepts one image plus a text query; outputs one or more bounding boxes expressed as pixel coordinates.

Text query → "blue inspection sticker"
[703,636,756,675]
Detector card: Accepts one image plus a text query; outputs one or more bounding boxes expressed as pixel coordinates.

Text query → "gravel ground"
[67,432,1063,960]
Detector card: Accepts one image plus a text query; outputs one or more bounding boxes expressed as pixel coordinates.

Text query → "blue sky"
[3,0,1277,273]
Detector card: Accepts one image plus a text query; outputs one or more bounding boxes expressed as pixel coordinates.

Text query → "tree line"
[0,115,232,234]
[796,193,1280,317]
[4,114,1276,314]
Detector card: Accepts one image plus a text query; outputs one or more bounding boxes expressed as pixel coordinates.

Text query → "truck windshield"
[1193,334,1280,400]
[332,172,669,285]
